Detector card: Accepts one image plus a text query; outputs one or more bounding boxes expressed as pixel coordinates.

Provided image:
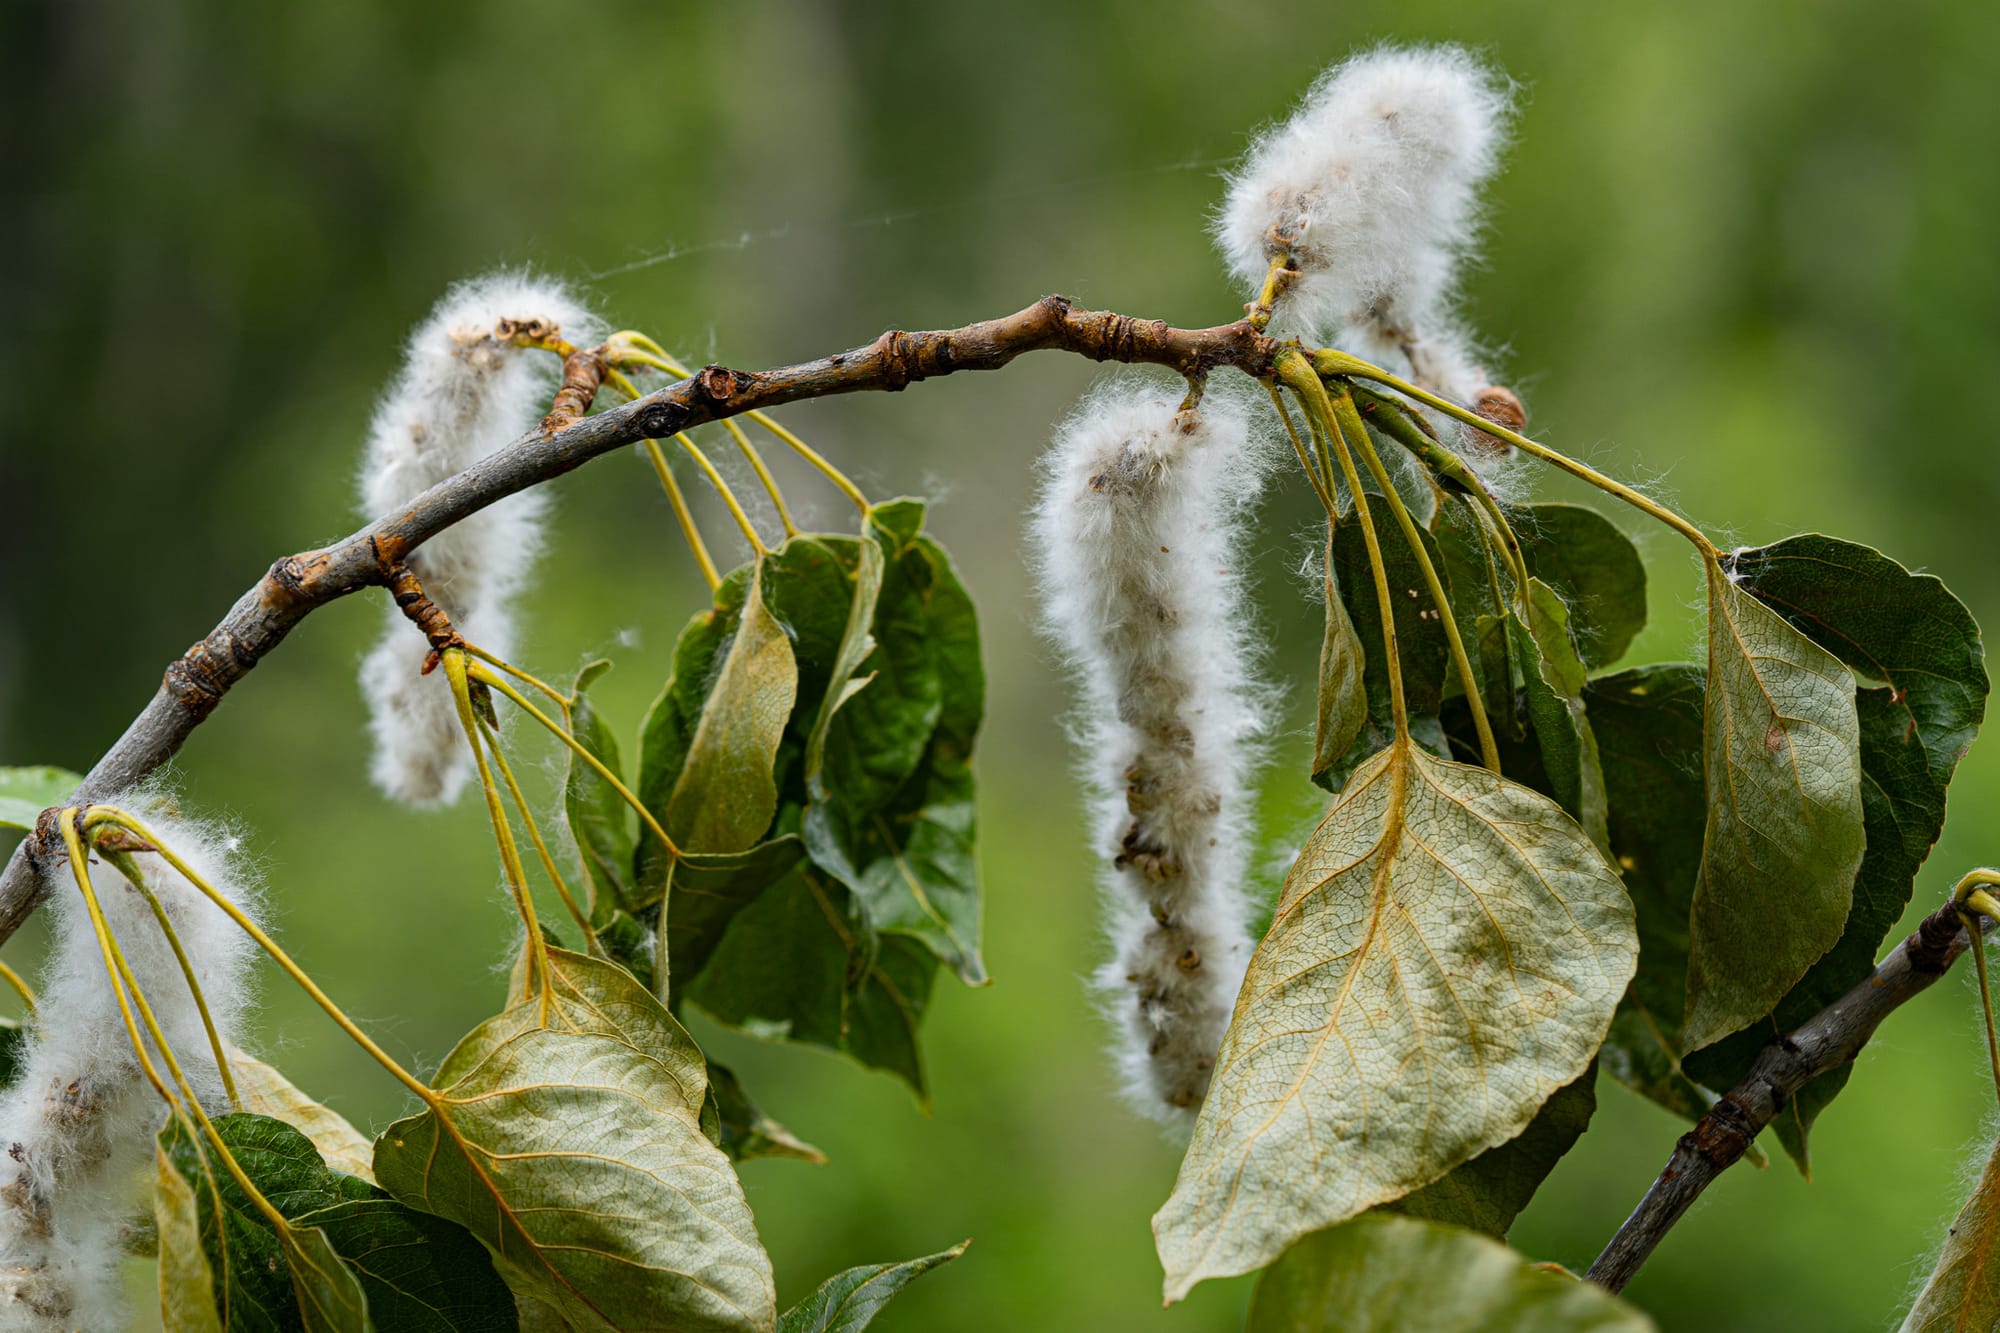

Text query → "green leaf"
[805,525,987,986]
[0,766,81,831]
[563,659,638,918]
[1683,536,1986,1168]
[154,1141,224,1333]
[374,947,775,1332]
[1311,529,1367,785]
[1154,743,1636,1298]
[1681,563,1865,1055]
[292,1192,521,1333]
[778,1241,968,1333]
[687,871,935,1102]
[1428,497,1513,733]
[158,1112,373,1332]
[1900,1135,2000,1332]
[1389,1063,1598,1238]
[1516,503,1649,670]
[664,563,799,854]
[666,836,810,981]
[228,1045,378,1184]
[707,1061,826,1165]
[1321,517,1452,789]
[1511,578,1610,851]
[1245,1213,1654,1332]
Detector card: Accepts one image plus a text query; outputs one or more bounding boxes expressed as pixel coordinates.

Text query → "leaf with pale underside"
[1681,564,1865,1055]
[778,1241,968,1332]
[227,1045,377,1184]
[374,947,776,1332]
[1683,535,1986,1169]
[154,1141,223,1333]
[1246,1213,1654,1332]
[1312,527,1367,785]
[0,765,80,831]
[1900,1135,2000,1332]
[1154,743,1636,1298]
[1389,1063,1597,1238]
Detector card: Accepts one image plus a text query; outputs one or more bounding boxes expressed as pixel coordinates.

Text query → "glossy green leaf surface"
[777,1241,967,1333]
[374,948,775,1332]
[1246,1213,1654,1332]
[1155,743,1635,1297]
[1681,563,1865,1055]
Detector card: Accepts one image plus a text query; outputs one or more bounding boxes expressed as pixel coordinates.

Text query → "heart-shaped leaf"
[1681,563,1865,1054]
[1246,1213,1654,1332]
[777,1241,967,1333]
[374,947,775,1332]
[1154,743,1636,1297]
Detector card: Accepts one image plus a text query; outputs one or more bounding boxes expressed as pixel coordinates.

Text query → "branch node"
[541,344,608,432]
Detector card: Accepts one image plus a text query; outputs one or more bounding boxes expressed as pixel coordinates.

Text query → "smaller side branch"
[1586,900,1984,1292]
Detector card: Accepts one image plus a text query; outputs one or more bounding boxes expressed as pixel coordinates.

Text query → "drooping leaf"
[564,659,637,918]
[1428,496,1513,734]
[1683,536,1986,1168]
[665,836,810,981]
[1245,1213,1654,1332]
[708,1061,826,1165]
[1516,503,1649,670]
[805,519,987,985]
[1154,743,1636,1297]
[1321,517,1453,789]
[663,564,798,854]
[0,766,81,831]
[154,1141,224,1333]
[228,1045,378,1184]
[1680,562,1865,1055]
[778,1241,968,1333]
[1389,1063,1598,1238]
[1511,577,1610,851]
[374,947,775,1332]
[158,1112,373,1332]
[1900,1135,2000,1333]
[292,1192,522,1333]
[1311,526,1367,785]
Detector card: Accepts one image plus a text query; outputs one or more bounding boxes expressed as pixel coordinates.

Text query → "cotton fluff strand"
[0,794,261,1330]
[1035,381,1271,1126]
[1216,45,1523,465]
[357,273,601,806]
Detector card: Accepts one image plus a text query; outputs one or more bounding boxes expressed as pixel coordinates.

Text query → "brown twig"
[0,296,1277,943]
[1586,899,1987,1292]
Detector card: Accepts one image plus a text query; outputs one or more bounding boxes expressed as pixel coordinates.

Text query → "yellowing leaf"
[1681,566,1864,1053]
[374,947,775,1332]
[227,1045,376,1184]
[1154,742,1635,1299]
[153,1143,223,1333]
[665,562,799,854]
[1901,1136,2000,1332]
[1246,1213,1654,1331]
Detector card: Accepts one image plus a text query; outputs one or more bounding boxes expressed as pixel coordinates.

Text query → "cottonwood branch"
[0,295,1277,943]
[1586,899,1987,1292]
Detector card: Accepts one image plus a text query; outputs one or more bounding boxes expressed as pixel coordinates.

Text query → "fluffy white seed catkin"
[1216,45,1522,464]
[0,794,261,1330]
[357,272,601,806]
[1034,380,1271,1126]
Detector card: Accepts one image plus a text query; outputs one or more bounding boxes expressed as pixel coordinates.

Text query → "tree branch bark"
[1586,899,1985,1292]
[0,295,1276,942]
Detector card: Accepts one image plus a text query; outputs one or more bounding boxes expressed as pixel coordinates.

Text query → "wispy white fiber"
[0,793,262,1329]
[1033,379,1273,1127]
[357,272,601,806]
[1217,45,1523,465]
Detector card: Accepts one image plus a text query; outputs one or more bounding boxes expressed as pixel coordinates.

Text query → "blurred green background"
[4,1,1998,1328]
